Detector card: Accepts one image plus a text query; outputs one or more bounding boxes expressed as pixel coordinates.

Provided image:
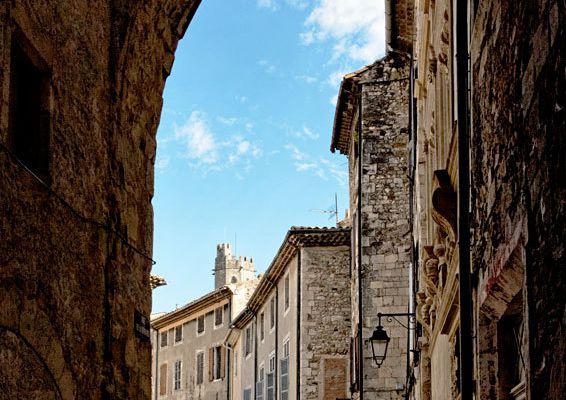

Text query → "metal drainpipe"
[227,298,232,400]
[154,327,159,400]
[357,88,364,400]
[226,344,231,400]
[456,0,473,398]
[296,247,302,400]
[406,49,418,400]
[275,285,279,399]
[254,313,258,400]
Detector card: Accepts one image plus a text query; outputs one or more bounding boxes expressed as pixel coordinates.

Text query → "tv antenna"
[310,193,339,227]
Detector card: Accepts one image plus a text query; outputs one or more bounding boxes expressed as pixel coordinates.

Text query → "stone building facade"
[0,1,201,399]
[225,227,351,400]
[151,244,258,400]
[409,0,461,399]
[331,53,412,399]
[407,1,566,400]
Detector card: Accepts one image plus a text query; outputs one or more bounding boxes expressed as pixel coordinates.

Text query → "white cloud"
[174,111,218,165]
[301,0,385,64]
[285,143,347,185]
[285,144,307,161]
[235,95,248,103]
[218,116,238,126]
[168,112,262,174]
[285,0,308,10]
[227,135,262,164]
[297,74,318,84]
[257,0,278,11]
[258,59,277,74]
[294,126,320,140]
[155,154,170,170]
[329,94,338,106]
[327,68,352,87]
[257,0,308,11]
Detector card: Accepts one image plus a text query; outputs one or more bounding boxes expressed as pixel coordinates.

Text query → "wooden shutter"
[159,363,167,395]
[220,346,226,379]
[208,347,214,381]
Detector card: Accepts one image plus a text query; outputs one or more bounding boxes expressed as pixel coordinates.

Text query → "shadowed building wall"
[0,1,201,398]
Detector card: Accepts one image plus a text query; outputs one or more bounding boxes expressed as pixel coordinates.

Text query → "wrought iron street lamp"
[369,312,416,367]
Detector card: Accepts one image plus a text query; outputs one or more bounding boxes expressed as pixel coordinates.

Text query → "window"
[266,372,275,400]
[244,326,253,356]
[270,297,275,329]
[160,331,168,348]
[175,325,183,343]
[269,354,275,372]
[283,339,290,358]
[159,363,167,396]
[196,352,204,385]
[243,388,252,400]
[174,360,182,391]
[260,312,265,341]
[280,357,289,400]
[210,346,223,380]
[9,34,50,182]
[284,275,290,311]
[197,315,205,334]
[215,307,223,327]
[234,351,238,376]
[497,291,526,399]
[256,366,265,400]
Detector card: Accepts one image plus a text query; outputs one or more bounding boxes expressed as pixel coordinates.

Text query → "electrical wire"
[0,140,156,265]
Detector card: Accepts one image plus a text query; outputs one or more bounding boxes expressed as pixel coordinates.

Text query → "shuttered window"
[244,326,253,356]
[175,325,183,343]
[196,352,204,384]
[174,360,182,391]
[260,312,265,341]
[280,357,289,400]
[159,363,167,395]
[215,307,223,326]
[266,372,275,400]
[210,346,225,380]
[160,331,168,348]
[284,275,290,311]
[197,315,205,334]
[270,297,275,329]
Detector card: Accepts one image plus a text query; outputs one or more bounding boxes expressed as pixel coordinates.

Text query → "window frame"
[160,331,168,348]
[197,315,205,336]
[196,351,205,385]
[173,359,182,391]
[214,306,224,328]
[284,274,290,313]
[174,325,183,344]
[270,297,275,331]
[260,312,265,342]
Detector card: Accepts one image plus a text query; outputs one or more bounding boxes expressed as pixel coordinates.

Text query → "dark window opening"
[9,37,50,182]
[497,291,526,400]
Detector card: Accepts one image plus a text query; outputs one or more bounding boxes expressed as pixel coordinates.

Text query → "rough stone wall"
[347,53,411,399]
[0,1,200,399]
[300,246,350,400]
[470,1,566,398]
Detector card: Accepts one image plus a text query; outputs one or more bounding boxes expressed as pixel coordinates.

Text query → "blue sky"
[152,0,386,313]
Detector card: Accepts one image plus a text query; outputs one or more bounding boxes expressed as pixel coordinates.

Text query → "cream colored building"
[225,227,351,400]
[151,244,258,400]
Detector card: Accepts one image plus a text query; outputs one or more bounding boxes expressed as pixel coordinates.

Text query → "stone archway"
[0,1,202,399]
